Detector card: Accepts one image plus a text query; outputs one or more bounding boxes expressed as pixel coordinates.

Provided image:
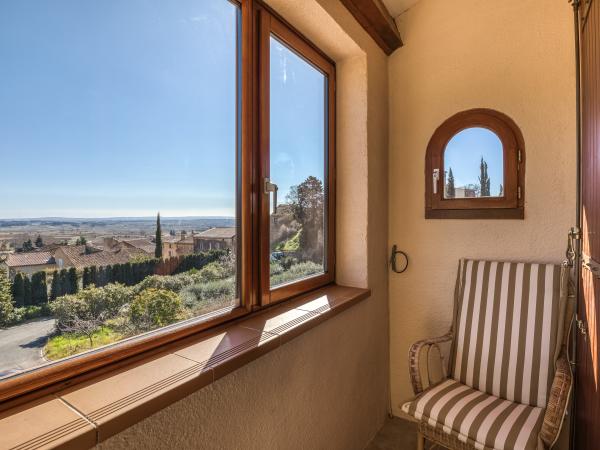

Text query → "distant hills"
[0,217,236,230]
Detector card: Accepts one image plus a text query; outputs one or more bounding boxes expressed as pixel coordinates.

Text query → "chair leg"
[417,431,424,450]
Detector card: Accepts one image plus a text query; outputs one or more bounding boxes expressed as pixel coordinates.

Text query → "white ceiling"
[381,0,420,17]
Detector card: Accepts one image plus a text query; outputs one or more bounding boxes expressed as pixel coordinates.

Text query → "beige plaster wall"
[98,1,390,449]
[388,0,575,419]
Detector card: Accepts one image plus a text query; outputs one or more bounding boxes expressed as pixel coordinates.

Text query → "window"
[0,0,335,402]
[425,109,525,219]
[259,13,335,305]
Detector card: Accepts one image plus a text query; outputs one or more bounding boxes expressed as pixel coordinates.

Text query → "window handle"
[264,178,278,214]
[433,168,440,194]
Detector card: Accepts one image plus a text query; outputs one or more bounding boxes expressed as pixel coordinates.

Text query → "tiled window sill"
[0,284,370,450]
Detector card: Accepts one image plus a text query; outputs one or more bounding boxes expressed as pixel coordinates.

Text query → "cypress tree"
[23,276,32,306]
[68,267,78,294]
[50,271,60,300]
[446,167,456,198]
[82,267,91,288]
[155,212,163,258]
[478,157,491,197]
[35,235,44,248]
[90,266,98,286]
[12,273,25,307]
[31,271,48,305]
[499,184,504,197]
[59,269,69,296]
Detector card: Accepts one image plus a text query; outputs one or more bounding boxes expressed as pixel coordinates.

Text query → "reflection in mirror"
[443,127,504,199]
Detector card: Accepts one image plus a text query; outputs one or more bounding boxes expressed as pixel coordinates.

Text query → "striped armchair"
[402,260,574,450]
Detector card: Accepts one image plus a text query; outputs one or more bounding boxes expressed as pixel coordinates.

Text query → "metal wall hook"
[390,245,409,273]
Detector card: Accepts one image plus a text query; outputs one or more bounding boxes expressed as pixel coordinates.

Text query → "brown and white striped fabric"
[451,260,563,408]
[402,379,544,450]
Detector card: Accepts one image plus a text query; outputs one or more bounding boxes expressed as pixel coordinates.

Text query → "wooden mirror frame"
[425,108,525,219]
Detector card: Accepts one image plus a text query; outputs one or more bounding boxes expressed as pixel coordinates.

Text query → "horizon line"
[0,215,237,221]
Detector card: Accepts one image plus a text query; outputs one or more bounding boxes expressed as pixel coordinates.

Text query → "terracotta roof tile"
[5,252,54,267]
[195,227,236,240]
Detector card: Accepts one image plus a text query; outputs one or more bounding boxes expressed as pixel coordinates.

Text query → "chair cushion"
[451,260,563,408]
[402,379,544,450]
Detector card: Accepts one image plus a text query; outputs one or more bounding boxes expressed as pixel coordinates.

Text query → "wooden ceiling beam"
[340,0,403,55]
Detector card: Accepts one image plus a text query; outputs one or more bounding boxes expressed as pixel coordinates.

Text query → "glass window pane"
[0,0,240,379]
[269,36,327,288]
[443,127,504,199]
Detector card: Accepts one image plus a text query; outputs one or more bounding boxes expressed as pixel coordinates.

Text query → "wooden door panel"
[577,0,600,449]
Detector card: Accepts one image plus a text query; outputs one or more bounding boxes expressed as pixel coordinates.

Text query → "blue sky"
[444,127,504,196]
[0,0,327,220]
[0,0,244,219]
[270,37,326,204]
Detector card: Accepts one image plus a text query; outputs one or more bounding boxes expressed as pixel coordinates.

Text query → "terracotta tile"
[59,353,211,442]
[0,396,96,450]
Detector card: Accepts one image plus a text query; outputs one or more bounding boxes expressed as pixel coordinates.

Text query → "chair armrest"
[408,332,453,395]
[540,352,572,448]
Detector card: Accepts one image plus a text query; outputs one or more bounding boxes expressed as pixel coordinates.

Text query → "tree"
[67,267,78,294]
[478,157,491,197]
[446,167,456,198]
[50,271,61,301]
[23,276,32,306]
[75,236,87,246]
[31,271,48,305]
[129,288,182,331]
[12,273,25,307]
[22,239,33,252]
[155,213,163,258]
[90,266,98,287]
[35,235,44,248]
[59,269,69,296]
[51,283,134,347]
[499,184,504,197]
[287,176,324,262]
[82,267,91,288]
[0,268,14,326]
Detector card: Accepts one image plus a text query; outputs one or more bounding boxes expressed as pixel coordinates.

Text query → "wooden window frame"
[425,109,525,220]
[0,0,336,405]
[257,4,336,306]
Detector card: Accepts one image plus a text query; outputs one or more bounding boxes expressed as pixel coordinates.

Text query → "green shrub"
[51,283,134,332]
[280,256,298,270]
[129,288,183,330]
[0,270,14,327]
[134,272,202,294]
[270,261,323,286]
[270,261,284,276]
[10,305,50,323]
[179,278,236,310]
[198,262,228,282]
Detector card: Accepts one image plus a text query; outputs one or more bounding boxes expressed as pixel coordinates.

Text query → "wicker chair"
[402,259,574,450]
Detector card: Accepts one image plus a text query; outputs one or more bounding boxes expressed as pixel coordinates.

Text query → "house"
[120,238,156,256]
[162,232,194,259]
[53,244,145,270]
[0,251,55,278]
[454,186,477,198]
[193,227,236,252]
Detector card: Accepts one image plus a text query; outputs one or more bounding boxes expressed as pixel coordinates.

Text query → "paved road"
[0,318,56,378]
